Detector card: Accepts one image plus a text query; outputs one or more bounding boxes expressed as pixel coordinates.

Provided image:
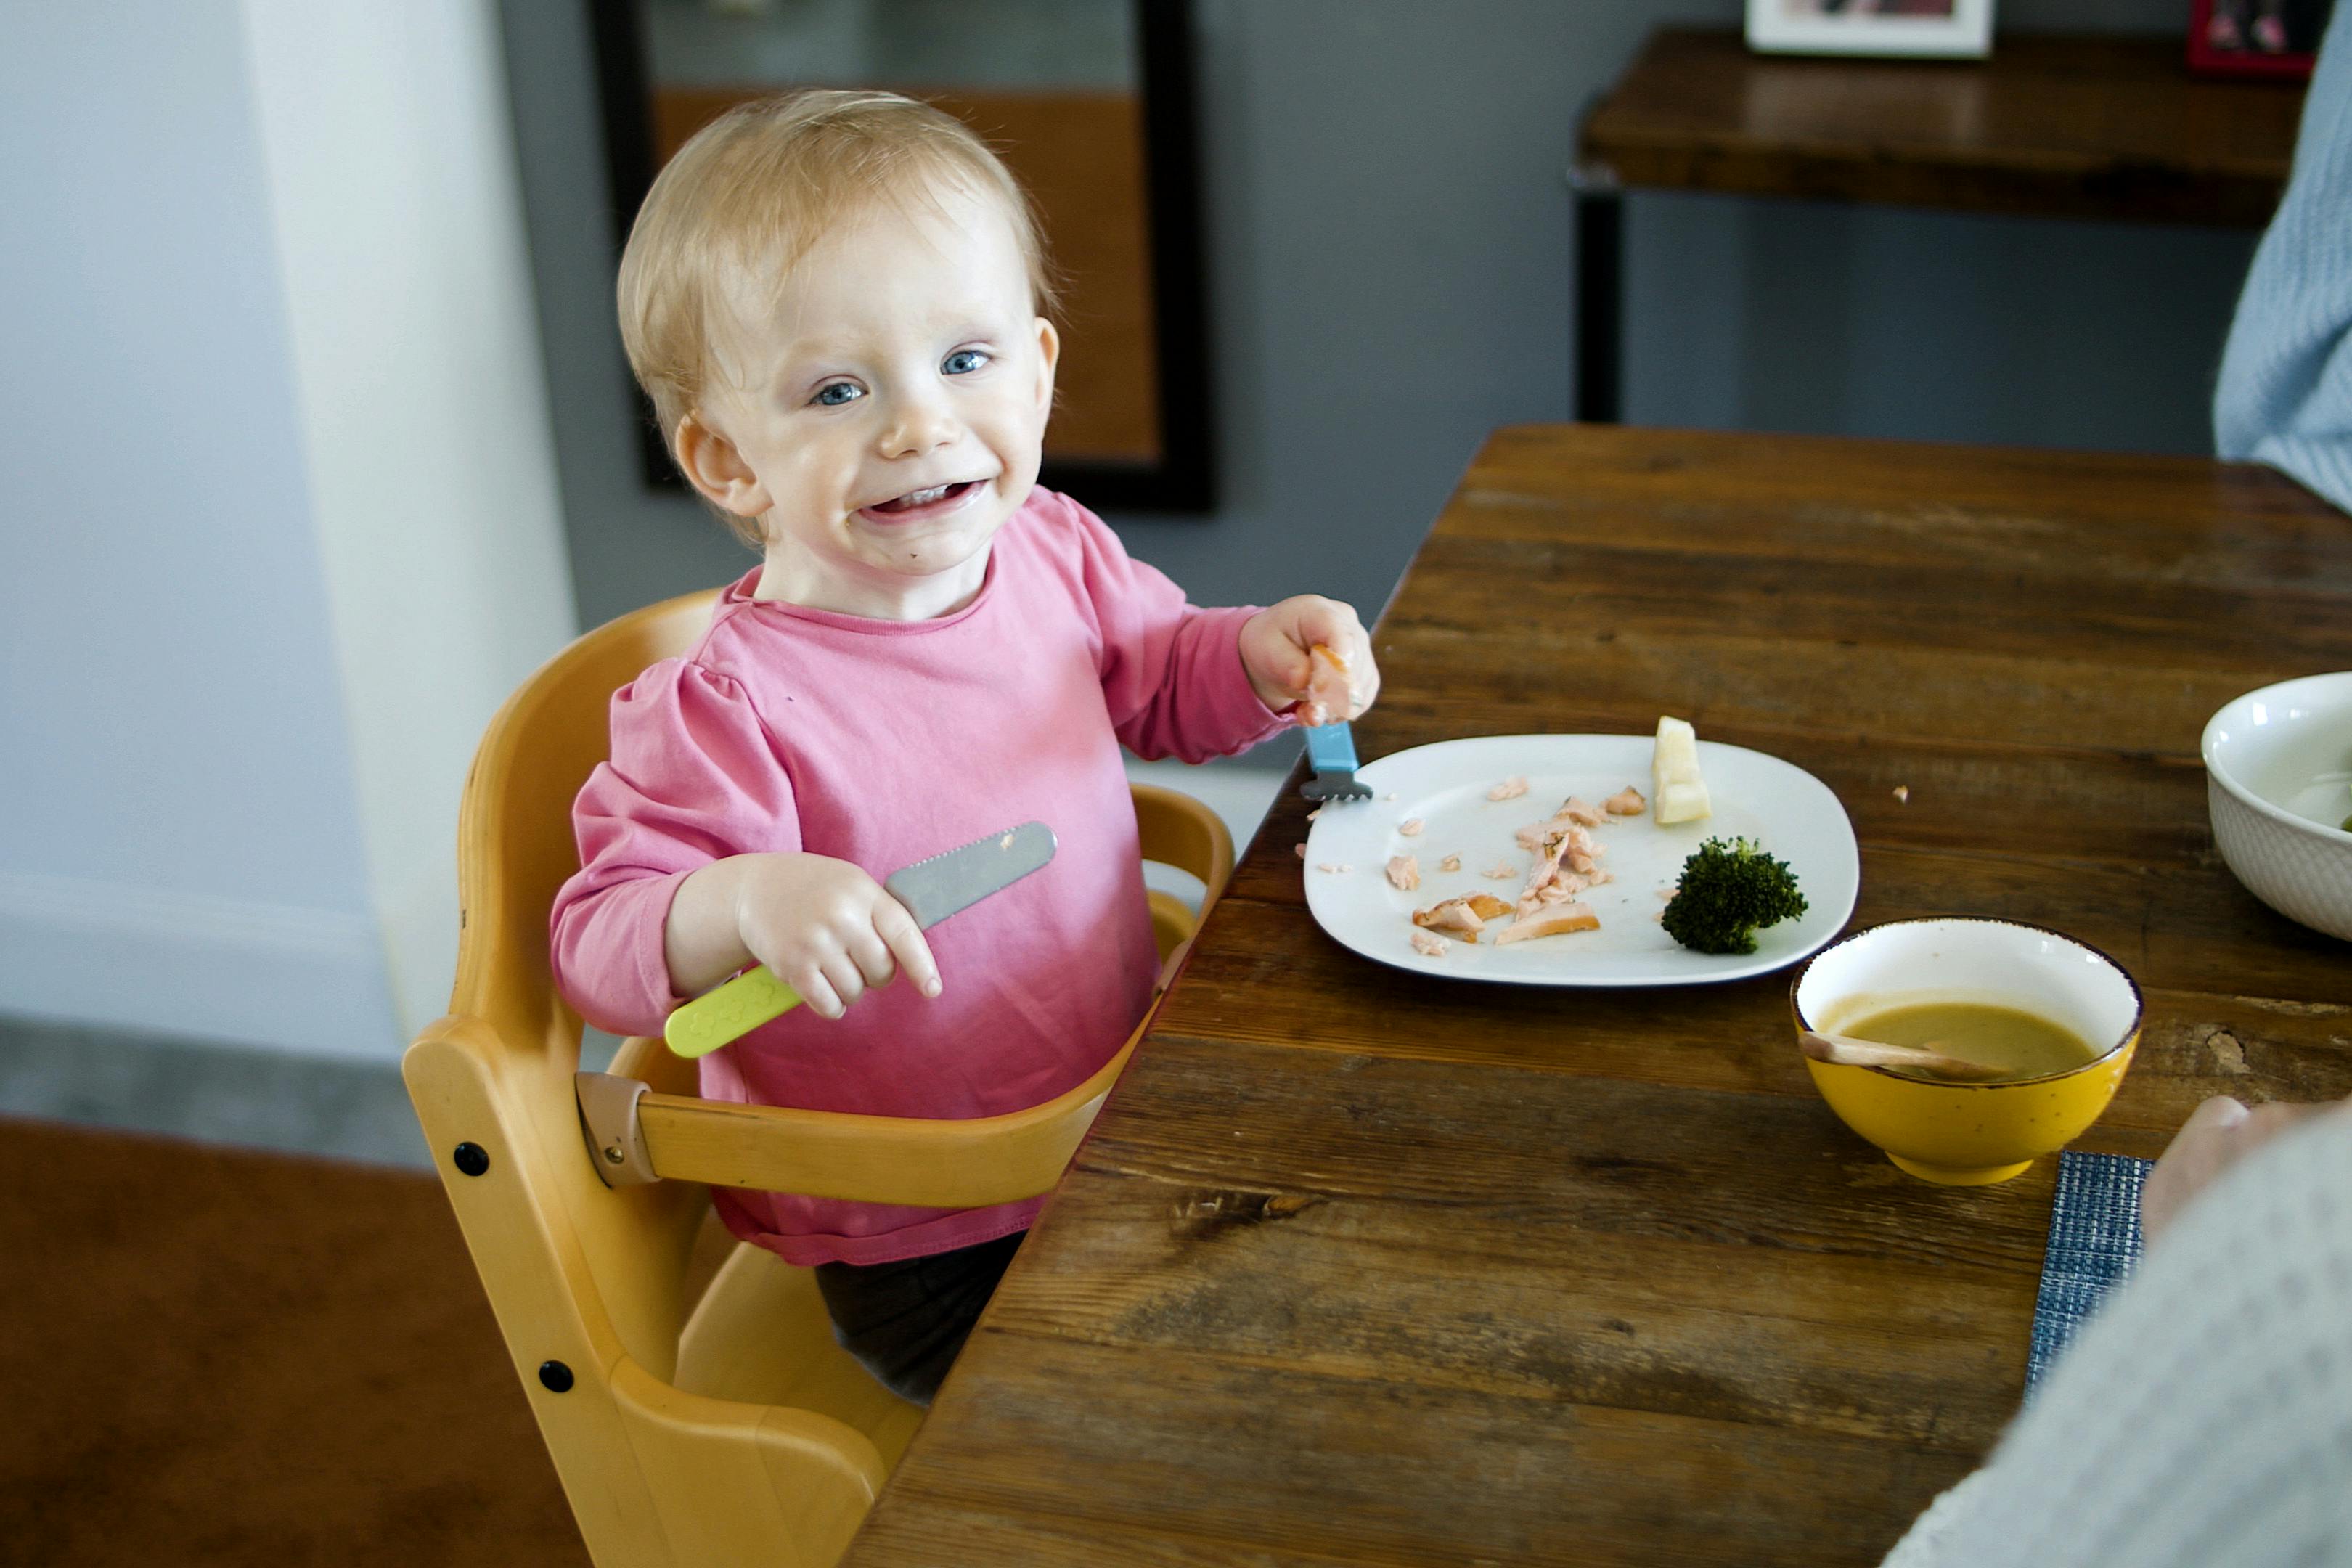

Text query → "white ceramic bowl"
[2202,672,2352,942]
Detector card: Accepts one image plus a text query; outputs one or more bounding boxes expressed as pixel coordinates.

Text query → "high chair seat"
[402,588,1233,1568]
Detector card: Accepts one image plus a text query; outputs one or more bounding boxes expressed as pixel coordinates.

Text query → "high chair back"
[402,589,1233,1568]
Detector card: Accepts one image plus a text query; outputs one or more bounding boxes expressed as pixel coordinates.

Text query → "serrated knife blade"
[883,821,1057,928]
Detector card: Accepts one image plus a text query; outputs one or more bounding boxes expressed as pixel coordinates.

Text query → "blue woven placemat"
[2026,1149,2151,1395]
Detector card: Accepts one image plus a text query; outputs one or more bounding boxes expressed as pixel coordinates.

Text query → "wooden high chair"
[402,589,1233,1568]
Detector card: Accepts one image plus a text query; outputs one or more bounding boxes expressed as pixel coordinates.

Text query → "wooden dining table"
[841,425,2352,1567]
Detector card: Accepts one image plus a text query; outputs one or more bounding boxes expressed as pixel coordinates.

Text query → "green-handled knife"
[663,822,1058,1058]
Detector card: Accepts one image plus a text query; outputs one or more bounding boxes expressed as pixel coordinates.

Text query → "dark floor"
[0,1116,588,1568]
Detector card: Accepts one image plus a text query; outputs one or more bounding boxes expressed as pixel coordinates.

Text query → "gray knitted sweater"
[1881,1107,2352,1567]
[2216,1,2352,513]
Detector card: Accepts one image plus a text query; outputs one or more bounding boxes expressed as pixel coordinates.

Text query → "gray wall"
[504,1,2258,714]
[0,4,397,1051]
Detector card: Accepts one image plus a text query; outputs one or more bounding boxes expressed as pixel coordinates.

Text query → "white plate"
[1302,734,1859,987]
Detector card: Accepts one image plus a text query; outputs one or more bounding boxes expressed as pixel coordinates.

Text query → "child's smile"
[679,176,1059,620]
[861,478,986,523]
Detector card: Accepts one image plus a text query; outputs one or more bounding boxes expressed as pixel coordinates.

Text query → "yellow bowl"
[1789,918,2143,1185]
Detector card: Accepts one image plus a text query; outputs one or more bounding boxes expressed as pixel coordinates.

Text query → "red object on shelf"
[2187,0,2329,79]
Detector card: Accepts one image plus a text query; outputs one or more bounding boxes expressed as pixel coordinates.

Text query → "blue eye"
[812,381,862,407]
[942,349,989,375]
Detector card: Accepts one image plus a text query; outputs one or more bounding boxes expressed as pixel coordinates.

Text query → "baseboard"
[0,870,403,1060]
[0,1012,431,1169]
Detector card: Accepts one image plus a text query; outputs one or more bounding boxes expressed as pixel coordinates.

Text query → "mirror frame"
[585,0,1215,512]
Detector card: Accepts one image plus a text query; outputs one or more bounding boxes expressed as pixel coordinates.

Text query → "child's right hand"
[668,852,942,1020]
[735,853,942,1020]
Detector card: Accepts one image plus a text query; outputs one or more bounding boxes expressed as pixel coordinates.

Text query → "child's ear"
[1032,317,1060,414]
[674,412,770,520]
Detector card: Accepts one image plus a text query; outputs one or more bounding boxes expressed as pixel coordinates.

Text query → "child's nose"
[878,391,957,458]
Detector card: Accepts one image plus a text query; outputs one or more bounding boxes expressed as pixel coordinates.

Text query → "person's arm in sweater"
[2215,1,2352,513]
[1880,1097,2352,1568]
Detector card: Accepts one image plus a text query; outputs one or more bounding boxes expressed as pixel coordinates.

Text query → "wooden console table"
[1570,29,2311,420]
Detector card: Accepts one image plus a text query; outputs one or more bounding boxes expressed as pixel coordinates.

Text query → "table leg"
[1573,180,1624,425]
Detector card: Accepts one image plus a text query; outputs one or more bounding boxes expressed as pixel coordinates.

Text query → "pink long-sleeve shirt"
[551,489,1288,1265]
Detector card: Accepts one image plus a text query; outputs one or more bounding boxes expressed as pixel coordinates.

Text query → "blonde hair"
[617,89,1058,542]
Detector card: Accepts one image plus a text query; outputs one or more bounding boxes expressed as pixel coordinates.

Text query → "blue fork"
[1301,722,1373,804]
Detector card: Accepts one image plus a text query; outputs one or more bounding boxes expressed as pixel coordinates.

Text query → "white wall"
[241,0,576,1040]
[0,3,573,1057]
[0,4,389,1054]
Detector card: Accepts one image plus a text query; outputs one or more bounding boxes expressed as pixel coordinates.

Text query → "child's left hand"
[1239,595,1380,725]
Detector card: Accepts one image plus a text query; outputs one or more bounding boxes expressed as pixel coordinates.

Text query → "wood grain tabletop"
[841,425,2352,1567]
[1577,29,2308,226]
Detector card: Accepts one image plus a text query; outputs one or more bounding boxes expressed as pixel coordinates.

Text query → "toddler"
[550,90,1379,1405]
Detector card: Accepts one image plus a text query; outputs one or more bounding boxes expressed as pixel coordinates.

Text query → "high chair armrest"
[578,1010,1151,1207]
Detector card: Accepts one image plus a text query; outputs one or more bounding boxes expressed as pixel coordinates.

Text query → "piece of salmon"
[1411,892,1513,943]
[1413,897,1487,940]
[1494,902,1600,944]
[1516,820,1561,852]
[1487,775,1530,801]
[1514,813,1613,921]
[1516,825,1574,906]
[1604,785,1646,816]
[1408,928,1450,957]
[1519,799,1615,851]
[1386,854,1421,891]
[1296,643,1352,728]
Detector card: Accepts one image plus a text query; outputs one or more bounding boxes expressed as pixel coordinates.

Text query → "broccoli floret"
[1661,837,1808,955]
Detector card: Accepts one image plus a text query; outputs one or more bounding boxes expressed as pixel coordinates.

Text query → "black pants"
[812,1230,1024,1406]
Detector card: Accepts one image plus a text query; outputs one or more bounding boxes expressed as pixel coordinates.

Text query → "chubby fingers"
[791,965,848,1021]
[786,920,934,1023]
[816,952,868,1016]
[872,893,942,1000]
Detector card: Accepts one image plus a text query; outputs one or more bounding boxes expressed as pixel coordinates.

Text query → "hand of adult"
[2140,1094,2337,1245]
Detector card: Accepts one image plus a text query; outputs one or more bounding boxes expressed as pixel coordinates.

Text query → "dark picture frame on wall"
[586,0,1216,513]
